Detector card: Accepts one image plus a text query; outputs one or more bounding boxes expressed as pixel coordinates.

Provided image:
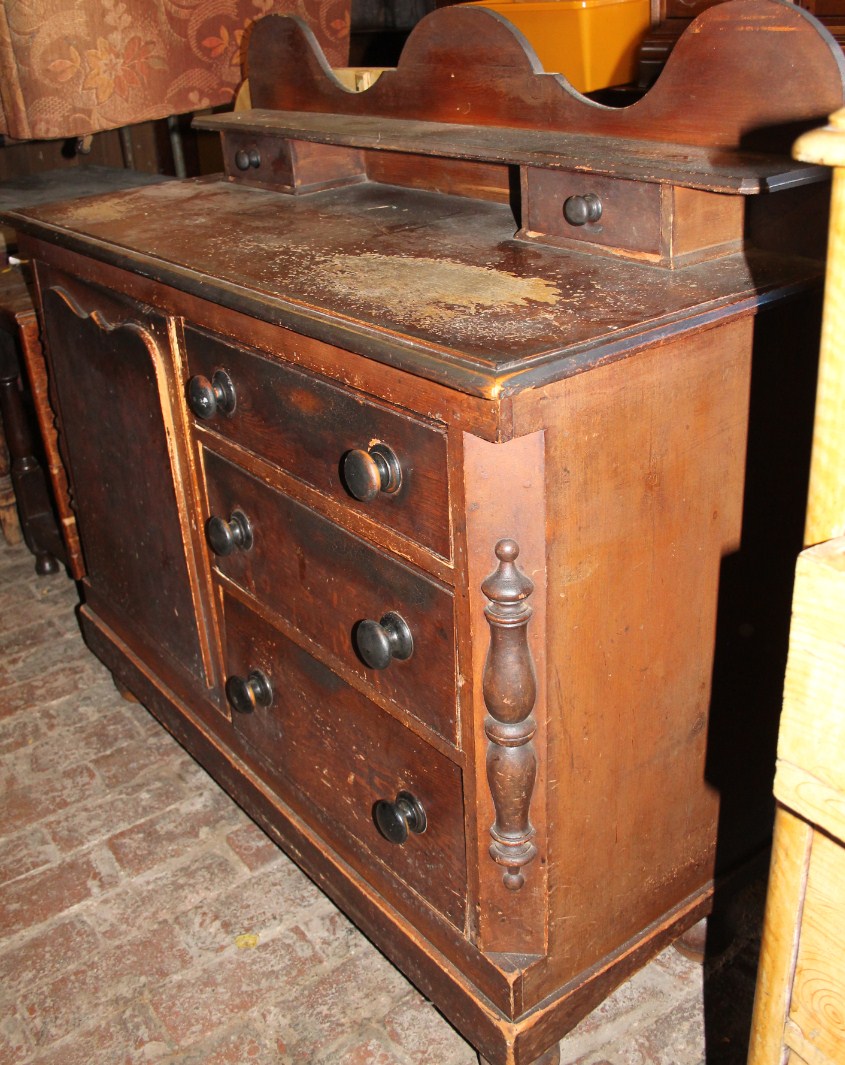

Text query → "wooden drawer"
[183,327,451,559]
[222,592,467,927]
[521,169,743,266]
[203,448,458,744]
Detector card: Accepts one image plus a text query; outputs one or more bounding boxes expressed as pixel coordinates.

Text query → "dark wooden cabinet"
[10,3,845,1062]
[38,276,213,690]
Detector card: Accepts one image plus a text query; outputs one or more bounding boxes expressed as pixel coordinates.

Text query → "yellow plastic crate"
[467,0,650,93]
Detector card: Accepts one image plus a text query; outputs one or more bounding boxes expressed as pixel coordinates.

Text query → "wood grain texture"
[482,539,539,892]
[16,10,841,1061]
[748,807,813,1065]
[7,182,824,398]
[222,590,468,928]
[463,430,548,958]
[202,447,458,744]
[795,115,845,545]
[37,277,214,689]
[774,762,845,850]
[787,829,845,1063]
[777,539,845,809]
[0,393,20,544]
[516,317,753,996]
[520,172,744,265]
[805,172,845,545]
[198,108,825,194]
[246,0,845,151]
[24,237,504,442]
[184,325,452,560]
[14,297,83,578]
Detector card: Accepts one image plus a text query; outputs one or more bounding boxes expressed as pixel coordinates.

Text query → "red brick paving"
[0,539,761,1064]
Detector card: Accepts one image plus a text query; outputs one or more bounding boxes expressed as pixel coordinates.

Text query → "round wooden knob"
[374,791,427,844]
[187,370,236,419]
[205,510,253,556]
[225,669,272,714]
[342,443,402,502]
[354,612,413,670]
[563,193,602,227]
[235,148,261,170]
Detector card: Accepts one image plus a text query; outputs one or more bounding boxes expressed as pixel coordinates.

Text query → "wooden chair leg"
[0,414,22,545]
[0,330,63,573]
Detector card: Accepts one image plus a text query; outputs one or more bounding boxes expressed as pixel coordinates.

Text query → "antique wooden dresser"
[9,2,845,1062]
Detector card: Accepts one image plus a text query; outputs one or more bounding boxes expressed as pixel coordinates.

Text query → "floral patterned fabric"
[0,0,350,139]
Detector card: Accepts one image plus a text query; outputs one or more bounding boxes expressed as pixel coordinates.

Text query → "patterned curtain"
[0,0,351,139]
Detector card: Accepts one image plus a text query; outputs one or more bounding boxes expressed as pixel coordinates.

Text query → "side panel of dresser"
[502,317,756,1015]
[33,265,219,697]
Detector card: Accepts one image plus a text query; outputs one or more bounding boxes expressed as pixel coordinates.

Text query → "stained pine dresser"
[8,2,845,1062]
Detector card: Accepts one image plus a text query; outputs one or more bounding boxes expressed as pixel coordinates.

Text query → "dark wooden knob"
[205,510,253,556]
[187,370,236,419]
[235,148,261,170]
[225,669,272,714]
[563,193,603,227]
[374,791,427,844]
[343,443,402,502]
[355,612,413,670]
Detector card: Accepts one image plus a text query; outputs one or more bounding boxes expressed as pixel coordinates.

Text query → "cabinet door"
[38,274,210,688]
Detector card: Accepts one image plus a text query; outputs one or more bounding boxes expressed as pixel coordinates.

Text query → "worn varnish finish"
[184,324,452,558]
[8,3,844,1063]
[245,0,845,150]
[223,590,469,927]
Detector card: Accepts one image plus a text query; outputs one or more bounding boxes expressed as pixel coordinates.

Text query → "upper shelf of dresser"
[7,0,845,398]
[193,109,821,195]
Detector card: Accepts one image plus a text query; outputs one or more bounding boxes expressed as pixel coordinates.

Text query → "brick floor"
[0,538,763,1064]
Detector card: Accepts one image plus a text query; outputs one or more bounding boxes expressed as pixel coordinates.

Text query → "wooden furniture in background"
[0,267,64,573]
[747,107,845,1065]
[0,166,171,575]
[7,3,843,1062]
[639,0,845,86]
[0,373,20,545]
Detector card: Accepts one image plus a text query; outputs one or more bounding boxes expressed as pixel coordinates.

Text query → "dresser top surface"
[9,178,821,397]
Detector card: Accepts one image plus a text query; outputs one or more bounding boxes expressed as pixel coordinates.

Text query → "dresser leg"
[479,1046,560,1065]
[674,916,708,963]
[113,676,140,703]
[34,549,61,575]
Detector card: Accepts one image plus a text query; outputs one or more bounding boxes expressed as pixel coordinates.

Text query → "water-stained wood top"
[7,178,823,396]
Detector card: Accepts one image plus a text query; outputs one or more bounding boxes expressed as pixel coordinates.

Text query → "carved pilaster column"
[482,537,538,891]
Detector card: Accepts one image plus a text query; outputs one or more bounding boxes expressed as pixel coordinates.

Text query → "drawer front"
[223,592,467,927]
[203,449,457,743]
[523,169,663,257]
[184,327,451,559]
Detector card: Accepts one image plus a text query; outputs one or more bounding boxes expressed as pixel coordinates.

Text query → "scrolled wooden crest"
[248,0,845,152]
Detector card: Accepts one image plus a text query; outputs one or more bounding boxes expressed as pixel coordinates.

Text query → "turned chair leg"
[0,416,22,545]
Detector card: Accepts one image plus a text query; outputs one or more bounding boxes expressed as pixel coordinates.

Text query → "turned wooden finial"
[482,538,538,891]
